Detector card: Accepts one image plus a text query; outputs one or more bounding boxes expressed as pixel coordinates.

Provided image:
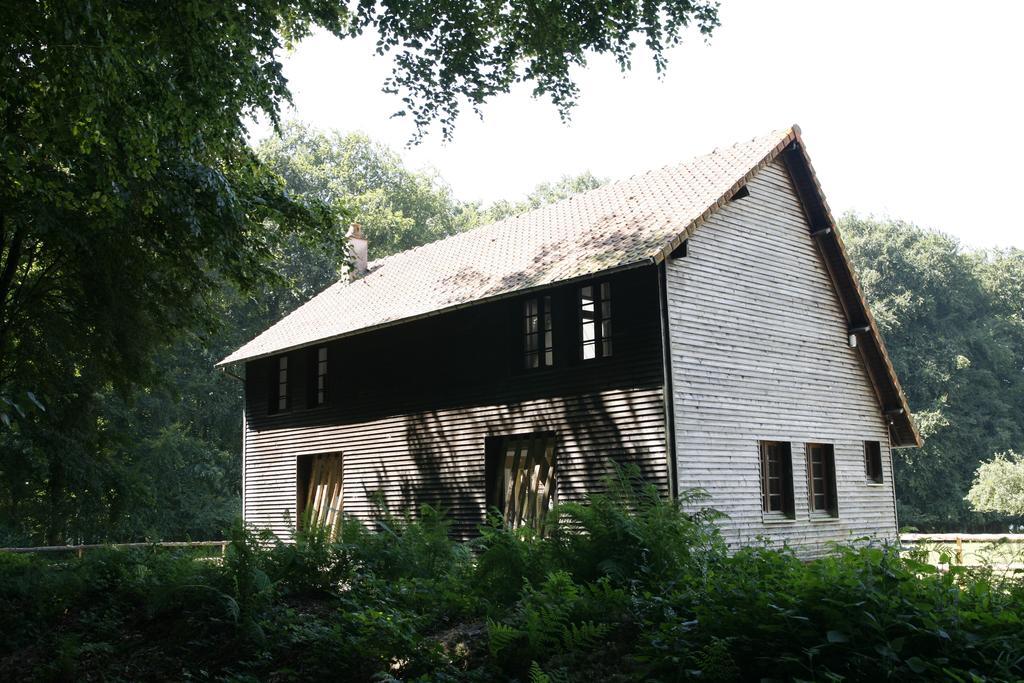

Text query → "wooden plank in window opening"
[297,453,344,537]
[488,433,557,531]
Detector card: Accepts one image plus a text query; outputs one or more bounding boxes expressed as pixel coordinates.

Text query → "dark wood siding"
[243,266,668,539]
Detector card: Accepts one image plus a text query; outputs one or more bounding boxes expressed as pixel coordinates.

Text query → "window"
[486,433,557,531]
[580,282,612,360]
[864,441,883,483]
[806,443,838,516]
[315,346,328,406]
[270,355,288,413]
[523,296,554,369]
[759,441,795,518]
[296,453,343,536]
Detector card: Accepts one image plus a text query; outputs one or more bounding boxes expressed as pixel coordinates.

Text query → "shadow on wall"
[358,388,668,539]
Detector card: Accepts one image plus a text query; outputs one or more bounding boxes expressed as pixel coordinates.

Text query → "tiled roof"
[220,127,798,365]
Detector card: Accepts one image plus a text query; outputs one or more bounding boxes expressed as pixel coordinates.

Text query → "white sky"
[251,0,1024,249]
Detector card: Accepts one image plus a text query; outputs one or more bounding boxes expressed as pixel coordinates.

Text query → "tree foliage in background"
[480,171,607,223]
[259,122,477,262]
[1,0,721,544]
[841,215,1024,531]
[0,124,478,545]
[966,452,1024,517]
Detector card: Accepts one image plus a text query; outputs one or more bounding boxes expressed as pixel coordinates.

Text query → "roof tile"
[220,128,795,365]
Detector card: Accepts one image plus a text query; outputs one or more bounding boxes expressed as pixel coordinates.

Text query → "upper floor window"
[276,355,288,412]
[523,296,553,369]
[864,440,883,483]
[580,282,612,360]
[315,346,328,406]
[806,443,838,517]
[759,441,794,518]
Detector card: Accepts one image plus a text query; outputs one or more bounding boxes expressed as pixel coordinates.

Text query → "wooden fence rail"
[900,533,1024,543]
[900,533,1024,569]
[0,540,229,558]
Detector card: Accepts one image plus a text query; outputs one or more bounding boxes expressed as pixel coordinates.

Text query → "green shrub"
[1,469,1022,681]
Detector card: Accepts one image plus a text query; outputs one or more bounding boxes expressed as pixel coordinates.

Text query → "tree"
[966,452,1024,517]
[2,0,719,411]
[1,1,720,542]
[0,124,480,544]
[258,123,477,263]
[841,214,1024,531]
[481,172,607,223]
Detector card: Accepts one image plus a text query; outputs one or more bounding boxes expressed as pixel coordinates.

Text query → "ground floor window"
[806,443,838,517]
[486,432,557,531]
[864,440,883,483]
[759,441,794,518]
[297,453,344,535]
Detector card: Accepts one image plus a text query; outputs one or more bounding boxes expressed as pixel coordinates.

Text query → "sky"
[250,0,1024,249]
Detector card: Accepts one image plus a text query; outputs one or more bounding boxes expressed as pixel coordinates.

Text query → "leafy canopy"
[841,215,1024,530]
[1,0,720,416]
[966,451,1024,517]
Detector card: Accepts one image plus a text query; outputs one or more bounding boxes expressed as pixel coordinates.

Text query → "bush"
[1,466,1022,681]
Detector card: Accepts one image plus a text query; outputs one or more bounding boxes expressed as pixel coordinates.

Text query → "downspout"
[656,261,679,499]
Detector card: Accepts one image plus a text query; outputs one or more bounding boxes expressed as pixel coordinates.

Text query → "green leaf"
[906,657,928,674]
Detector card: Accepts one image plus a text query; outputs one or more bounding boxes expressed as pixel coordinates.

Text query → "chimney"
[347,222,368,279]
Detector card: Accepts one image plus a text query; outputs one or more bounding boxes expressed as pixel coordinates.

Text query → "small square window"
[864,441,883,483]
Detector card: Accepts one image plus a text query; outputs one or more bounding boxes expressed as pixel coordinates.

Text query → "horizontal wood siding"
[244,267,667,540]
[665,160,897,556]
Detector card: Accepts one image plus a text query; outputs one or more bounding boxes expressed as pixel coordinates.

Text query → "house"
[219,125,920,555]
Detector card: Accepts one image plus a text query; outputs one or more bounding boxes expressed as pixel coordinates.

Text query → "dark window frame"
[308,346,329,408]
[579,281,612,361]
[864,440,884,484]
[759,441,795,519]
[269,354,289,414]
[806,443,839,517]
[522,295,555,370]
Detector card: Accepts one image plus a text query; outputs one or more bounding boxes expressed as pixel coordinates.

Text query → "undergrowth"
[1,465,1021,681]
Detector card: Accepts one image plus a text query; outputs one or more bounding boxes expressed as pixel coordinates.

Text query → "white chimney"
[347,222,368,279]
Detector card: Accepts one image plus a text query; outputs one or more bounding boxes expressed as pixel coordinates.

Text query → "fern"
[529,661,570,683]
[487,619,520,656]
[560,620,611,651]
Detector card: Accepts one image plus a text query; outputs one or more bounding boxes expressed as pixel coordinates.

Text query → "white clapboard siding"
[666,159,897,557]
[243,386,667,541]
